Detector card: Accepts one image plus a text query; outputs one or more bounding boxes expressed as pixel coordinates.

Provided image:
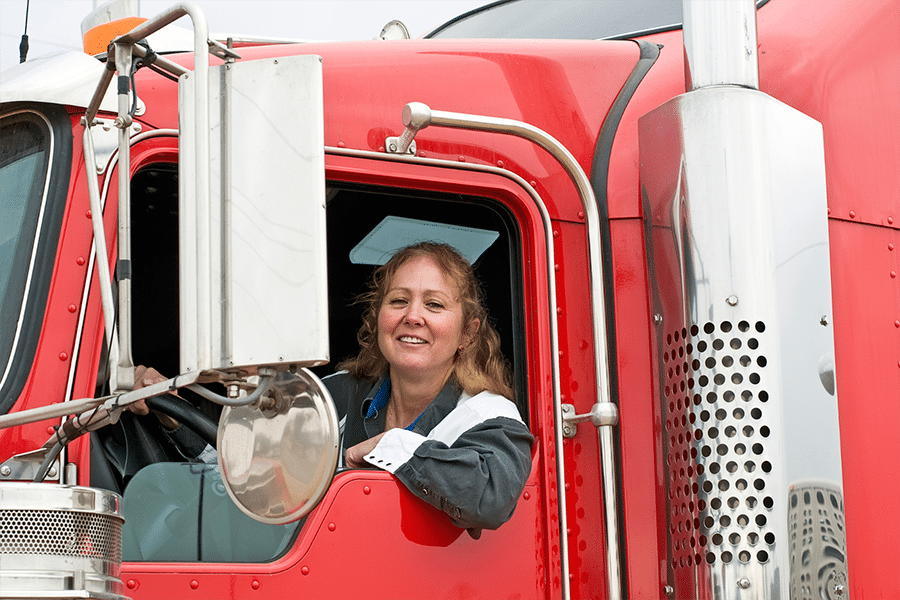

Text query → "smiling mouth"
[399,336,427,344]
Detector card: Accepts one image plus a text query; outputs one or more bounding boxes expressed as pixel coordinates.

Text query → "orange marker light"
[83,17,148,56]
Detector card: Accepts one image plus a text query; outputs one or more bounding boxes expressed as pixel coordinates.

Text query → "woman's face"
[377,255,475,384]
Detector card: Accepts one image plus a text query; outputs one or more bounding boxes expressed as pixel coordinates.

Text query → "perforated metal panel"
[0,508,121,560]
[664,321,776,574]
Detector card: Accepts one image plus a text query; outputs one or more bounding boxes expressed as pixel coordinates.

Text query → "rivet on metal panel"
[890,243,895,251]
[849,210,856,218]
[664,585,674,596]
[251,580,260,590]
[888,216,894,225]
[726,295,739,306]
[126,579,138,590]
[737,577,751,589]
[363,486,371,495]
[497,160,504,168]
[85,210,92,219]
[891,271,897,278]
[0,466,10,477]
[76,257,86,265]
[190,580,199,590]
[301,566,310,576]
[47,466,57,477]
[59,353,68,361]
[328,522,336,531]
[458,156,466,162]
[834,583,845,596]
[68,304,77,313]
[654,314,663,325]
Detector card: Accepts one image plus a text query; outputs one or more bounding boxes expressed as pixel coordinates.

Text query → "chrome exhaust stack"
[639,1,846,598]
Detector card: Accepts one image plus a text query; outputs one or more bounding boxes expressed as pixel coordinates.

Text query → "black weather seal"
[424,0,513,39]
[588,39,660,600]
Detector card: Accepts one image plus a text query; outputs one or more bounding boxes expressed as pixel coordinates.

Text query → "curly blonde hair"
[338,242,513,399]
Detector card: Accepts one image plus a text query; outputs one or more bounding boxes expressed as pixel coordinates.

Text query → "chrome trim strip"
[323,145,570,599]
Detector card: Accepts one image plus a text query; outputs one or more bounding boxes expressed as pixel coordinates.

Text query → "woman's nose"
[402,302,425,325]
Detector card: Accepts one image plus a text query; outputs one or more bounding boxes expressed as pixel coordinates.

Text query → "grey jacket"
[323,371,533,535]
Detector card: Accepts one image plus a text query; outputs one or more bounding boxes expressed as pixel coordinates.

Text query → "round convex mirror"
[217,369,339,524]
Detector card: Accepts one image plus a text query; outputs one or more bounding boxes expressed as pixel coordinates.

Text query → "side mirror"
[217,369,339,524]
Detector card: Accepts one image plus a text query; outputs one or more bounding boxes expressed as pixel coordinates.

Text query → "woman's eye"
[426,301,444,310]
[388,297,407,306]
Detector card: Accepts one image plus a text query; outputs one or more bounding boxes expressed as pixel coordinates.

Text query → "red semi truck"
[0,0,897,598]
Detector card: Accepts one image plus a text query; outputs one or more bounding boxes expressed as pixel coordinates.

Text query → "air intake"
[0,483,128,599]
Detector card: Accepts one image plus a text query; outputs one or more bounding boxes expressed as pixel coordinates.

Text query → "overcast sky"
[0,0,487,72]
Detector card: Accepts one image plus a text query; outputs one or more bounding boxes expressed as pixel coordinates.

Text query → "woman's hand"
[345,432,387,468]
[128,366,178,430]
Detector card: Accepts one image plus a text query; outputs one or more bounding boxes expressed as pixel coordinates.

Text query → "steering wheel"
[146,393,219,448]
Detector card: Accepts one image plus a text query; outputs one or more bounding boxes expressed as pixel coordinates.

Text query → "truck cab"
[0,0,897,599]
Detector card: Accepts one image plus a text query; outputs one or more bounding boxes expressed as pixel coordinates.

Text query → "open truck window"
[110,169,527,563]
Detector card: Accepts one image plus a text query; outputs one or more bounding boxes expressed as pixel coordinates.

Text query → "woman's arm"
[359,392,534,532]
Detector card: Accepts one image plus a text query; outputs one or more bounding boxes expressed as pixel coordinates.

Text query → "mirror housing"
[178,54,329,375]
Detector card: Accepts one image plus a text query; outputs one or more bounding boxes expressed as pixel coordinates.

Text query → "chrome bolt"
[47,466,58,478]
[389,142,398,152]
[0,466,10,477]
[737,577,751,590]
[726,295,739,307]
[654,313,663,325]
[834,583,844,596]
[664,585,674,596]
[227,384,241,399]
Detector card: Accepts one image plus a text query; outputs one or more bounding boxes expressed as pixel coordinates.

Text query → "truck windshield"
[427,0,682,40]
[0,115,50,391]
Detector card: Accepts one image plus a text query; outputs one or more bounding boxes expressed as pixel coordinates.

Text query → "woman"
[323,242,533,536]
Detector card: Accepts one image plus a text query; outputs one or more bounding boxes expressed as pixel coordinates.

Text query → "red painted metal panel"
[124,472,543,599]
[608,218,668,599]
[134,39,640,224]
[828,219,900,598]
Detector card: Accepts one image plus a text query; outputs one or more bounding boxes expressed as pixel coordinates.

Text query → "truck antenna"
[18,0,30,63]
